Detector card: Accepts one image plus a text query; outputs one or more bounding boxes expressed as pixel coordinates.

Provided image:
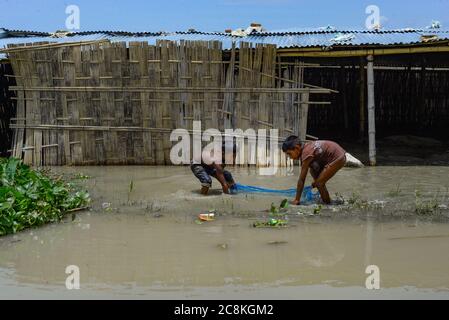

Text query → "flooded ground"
[1,166,449,299]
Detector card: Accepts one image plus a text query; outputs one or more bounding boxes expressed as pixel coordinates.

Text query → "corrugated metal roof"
[250,27,449,47]
[1,27,449,59]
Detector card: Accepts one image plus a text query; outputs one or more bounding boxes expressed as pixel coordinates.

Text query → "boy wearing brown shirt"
[282,136,346,204]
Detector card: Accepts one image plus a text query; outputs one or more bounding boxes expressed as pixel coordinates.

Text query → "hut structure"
[1,26,449,166]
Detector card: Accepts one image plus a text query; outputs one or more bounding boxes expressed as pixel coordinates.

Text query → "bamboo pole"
[9,86,331,94]
[367,55,376,166]
[10,123,319,142]
[359,57,366,141]
[299,92,310,142]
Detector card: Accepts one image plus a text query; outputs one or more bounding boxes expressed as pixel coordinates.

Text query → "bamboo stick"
[367,54,376,166]
[9,86,330,94]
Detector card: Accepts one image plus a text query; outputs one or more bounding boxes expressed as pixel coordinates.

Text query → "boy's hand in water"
[229,183,238,195]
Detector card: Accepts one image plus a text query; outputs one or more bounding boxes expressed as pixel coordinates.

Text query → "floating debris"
[102,202,111,209]
[198,210,215,221]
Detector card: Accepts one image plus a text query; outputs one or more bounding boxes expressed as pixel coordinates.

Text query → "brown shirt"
[300,140,346,167]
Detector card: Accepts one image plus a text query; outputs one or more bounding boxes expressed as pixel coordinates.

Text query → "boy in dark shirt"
[190,142,237,195]
[282,135,346,204]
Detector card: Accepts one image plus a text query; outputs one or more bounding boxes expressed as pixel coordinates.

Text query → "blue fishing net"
[301,185,321,204]
[234,183,320,204]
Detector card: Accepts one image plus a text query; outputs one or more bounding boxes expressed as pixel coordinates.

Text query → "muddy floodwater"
[1,166,449,299]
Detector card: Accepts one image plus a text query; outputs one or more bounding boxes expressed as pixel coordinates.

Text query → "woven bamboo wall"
[0,63,15,157]
[7,40,326,166]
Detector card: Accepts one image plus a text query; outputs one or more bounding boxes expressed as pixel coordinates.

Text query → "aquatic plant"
[386,183,402,197]
[345,192,376,210]
[253,218,288,228]
[0,157,90,236]
[414,190,441,215]
[127,180,134,203]
[74,173,90,180]
[269,199,289,217]
[347,192,361,205]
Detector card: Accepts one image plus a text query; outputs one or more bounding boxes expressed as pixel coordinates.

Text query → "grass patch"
[414,189,441,215]
[345,192,383,210]
[386,182,402,197]
[0,157,90,236]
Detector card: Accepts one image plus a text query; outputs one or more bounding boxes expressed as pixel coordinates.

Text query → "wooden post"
[367,55,376,166]
[299,91,309,143]
[359,57,366,142]
[340,66,348,130]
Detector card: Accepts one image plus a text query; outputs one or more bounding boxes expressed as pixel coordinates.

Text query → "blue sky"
[0,0,448,32]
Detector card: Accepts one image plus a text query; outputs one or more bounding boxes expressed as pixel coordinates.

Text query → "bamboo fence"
[5,40,331,166]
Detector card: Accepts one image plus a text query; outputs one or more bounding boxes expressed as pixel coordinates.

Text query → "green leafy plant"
[313,204,322,214]
[0,157,91,236]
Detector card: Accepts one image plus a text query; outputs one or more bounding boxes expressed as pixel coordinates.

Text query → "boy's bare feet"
[201,186,209,195]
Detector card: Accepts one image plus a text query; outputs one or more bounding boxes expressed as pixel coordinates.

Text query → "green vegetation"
[313,204,322,214]
[414,189,441,215]
[254,200,290,227]
[344,192,384,210]
[253,218,288,228]
[0,157,90,236]
[269,199,289,216]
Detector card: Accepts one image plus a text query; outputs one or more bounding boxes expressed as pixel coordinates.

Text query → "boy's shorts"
[309,153,347,179]
[190,164,234,188]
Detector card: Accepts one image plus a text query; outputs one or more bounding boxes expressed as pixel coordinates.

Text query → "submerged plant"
[0,157,91,236]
